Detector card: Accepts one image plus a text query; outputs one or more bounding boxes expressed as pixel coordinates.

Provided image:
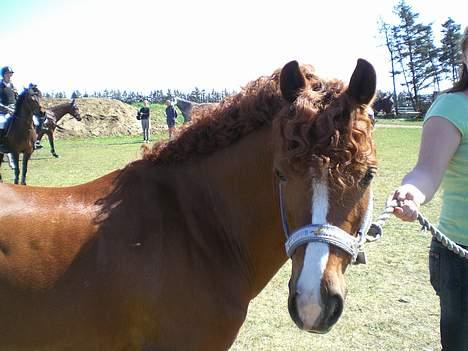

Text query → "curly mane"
[143,70,285,164]
[279,78,376,190]
[141,64,375,192]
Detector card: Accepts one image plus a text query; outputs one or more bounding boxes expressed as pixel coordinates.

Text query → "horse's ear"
[346,59,376,105]
[280,60,306,103]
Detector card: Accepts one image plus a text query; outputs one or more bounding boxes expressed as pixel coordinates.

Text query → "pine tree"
[440,18,462,83]
[392,0,437,111]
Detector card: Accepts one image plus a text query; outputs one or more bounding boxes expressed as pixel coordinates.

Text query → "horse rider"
[33,114,47,149]
[0,66,17,127]
[0,66,17,154]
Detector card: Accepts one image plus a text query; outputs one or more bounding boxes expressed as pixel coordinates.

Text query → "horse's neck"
[195,127,286,298]
[9,107,34,141]
[50,104,71,122]
[15,106,33,124]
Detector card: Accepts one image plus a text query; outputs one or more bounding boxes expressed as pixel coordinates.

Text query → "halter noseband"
[278,181,372,265]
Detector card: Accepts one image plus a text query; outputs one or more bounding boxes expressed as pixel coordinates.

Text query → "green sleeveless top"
[424,91,468,245]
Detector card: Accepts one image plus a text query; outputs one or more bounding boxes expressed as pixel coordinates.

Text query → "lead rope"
[368,200,468,259]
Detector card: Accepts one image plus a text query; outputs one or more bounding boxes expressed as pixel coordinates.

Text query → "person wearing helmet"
[0,66,17,114]
[0,66,18,169]
[0,66,18,159]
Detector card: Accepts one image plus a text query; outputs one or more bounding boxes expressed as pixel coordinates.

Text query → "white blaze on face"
[295,176,330,328]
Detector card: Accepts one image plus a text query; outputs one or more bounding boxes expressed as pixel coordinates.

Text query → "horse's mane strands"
[143,70,285,164]
[14,89,28,115]
[141,65,376,192]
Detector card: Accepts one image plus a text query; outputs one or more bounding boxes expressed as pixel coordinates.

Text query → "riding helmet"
[1,66,14,76]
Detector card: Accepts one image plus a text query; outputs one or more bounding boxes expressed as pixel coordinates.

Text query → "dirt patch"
[43,98,150,138]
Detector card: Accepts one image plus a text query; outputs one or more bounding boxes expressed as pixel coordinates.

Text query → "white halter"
[278,181,373,264]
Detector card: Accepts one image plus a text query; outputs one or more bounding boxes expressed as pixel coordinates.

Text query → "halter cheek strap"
[279,181,373,264]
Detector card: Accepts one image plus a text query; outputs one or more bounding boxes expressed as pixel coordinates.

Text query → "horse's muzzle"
[288,280,344,333]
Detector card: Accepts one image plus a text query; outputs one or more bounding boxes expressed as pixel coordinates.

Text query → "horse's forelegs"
[48,133,58,158]
[20,153,30,185]
[12,153,20,184]
[0,153,3,183]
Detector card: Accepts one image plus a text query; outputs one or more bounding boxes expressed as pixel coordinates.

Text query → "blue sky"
[1,0,465,95]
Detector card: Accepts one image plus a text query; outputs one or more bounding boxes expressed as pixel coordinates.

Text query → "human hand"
[390,184,425,222]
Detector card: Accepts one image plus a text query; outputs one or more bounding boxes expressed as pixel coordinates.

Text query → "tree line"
[45,0,463,115]
[44,87,237,104]
[379,0,463,113]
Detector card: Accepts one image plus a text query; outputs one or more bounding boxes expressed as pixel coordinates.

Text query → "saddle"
[34,115,56,132]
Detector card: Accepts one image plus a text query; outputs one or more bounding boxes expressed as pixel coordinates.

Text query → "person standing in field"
[137,100,150,143]
[391,26,468,351]
[165,100,177,140]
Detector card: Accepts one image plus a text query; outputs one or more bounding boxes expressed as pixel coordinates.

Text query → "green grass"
[376,117,424,127]
[1,126,441,350]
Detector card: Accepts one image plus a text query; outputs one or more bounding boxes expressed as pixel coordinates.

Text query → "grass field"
[376,117,424,127]
[1,125,441,350]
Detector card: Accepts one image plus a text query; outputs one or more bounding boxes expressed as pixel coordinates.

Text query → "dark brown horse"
[0,85,45,185]
[372,93,394,115]
[0,59,376,350]
[36,99,81,157]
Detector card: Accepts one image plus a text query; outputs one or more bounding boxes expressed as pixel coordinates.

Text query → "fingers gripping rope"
[368,200,468,259]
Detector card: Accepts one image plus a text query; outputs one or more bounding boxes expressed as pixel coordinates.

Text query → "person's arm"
[393,116,461,221]
[0,103,14,114]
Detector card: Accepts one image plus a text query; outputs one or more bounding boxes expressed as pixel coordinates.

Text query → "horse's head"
[273,59,377,333]
[70,99,82,121]
[16,84,46,118]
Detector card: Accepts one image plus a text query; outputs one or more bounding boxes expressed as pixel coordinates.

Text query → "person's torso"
[424,91,468,245]
[0,80,17,106]
[140,107,150,119]
[166,106,176,119]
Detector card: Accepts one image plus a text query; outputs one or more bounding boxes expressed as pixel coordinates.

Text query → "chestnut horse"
[0,59,377,350]
[0,85,45,185]
[37,99,82,157]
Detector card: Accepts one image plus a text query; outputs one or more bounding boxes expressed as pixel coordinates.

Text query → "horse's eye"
[361,168,376,187]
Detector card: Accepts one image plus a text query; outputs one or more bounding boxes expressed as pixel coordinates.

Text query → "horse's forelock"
[280,79,375,189]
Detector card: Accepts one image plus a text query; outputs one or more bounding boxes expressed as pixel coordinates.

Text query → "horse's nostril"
[288,293,304,329]
[324,294,343,327]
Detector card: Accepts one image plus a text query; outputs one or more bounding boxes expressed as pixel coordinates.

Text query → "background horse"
[0,85,45,184]
[372,93,394,115]
[174,97,216,123]
[0,59,376,350]
[37,99,81,157]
